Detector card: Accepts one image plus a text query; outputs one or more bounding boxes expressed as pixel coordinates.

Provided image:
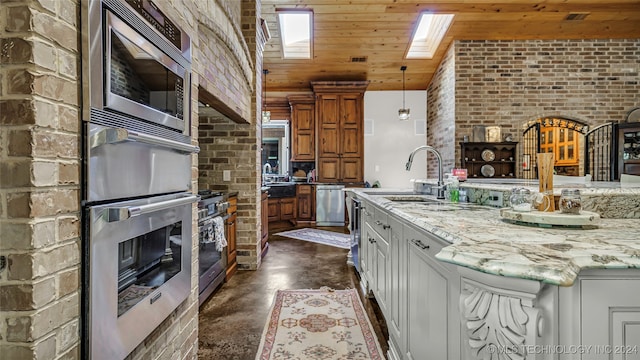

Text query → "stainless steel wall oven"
[87,192,196,359]
[81,1,197,359]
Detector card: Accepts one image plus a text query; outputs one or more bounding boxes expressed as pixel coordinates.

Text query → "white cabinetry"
[558,272,640,360]
[354,193,640,360]
[362,202,391,318]
[405,225,460,360]
[387,216,406,359]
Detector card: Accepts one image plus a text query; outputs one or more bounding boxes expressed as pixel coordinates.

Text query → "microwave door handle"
[105,195,198,222]
[90,127,200,154]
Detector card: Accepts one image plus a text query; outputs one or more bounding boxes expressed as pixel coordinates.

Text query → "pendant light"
[398,65,410,121]
[262,69,271,123]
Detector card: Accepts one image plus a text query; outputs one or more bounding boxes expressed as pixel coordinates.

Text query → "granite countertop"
[349,187,640,286]
[459,178,640,195]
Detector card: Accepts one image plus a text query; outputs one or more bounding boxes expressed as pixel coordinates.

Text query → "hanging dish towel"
[213,216,227,252]
[200,220,215,245]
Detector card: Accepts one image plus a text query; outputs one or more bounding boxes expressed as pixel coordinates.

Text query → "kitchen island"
[345,186,640,360]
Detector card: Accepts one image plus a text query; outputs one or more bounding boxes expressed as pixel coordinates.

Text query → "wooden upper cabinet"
[289,95,316,161]
[340,94,361,127]
[312,81,368,183]
[317,94,340,126]
[540,126,579,166]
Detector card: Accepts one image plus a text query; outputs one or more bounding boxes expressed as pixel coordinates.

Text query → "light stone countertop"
[348,187,640,287]
[413,178,640,218]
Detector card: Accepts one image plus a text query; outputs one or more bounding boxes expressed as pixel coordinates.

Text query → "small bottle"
[559,189,582,214]
[449,176,459,203]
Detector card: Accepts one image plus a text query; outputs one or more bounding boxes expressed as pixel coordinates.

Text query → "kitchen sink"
[361,190,415,196]
[264,183,296,198]
[383,195,485,211]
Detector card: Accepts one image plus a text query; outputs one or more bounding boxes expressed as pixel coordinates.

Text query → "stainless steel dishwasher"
[315,184,346,226]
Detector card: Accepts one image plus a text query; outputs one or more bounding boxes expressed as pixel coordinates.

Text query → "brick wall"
[426,43,457,177]
[197,0,263,271]
[0,0,82,358]
[0,0,260,359]
[427,39,640,174]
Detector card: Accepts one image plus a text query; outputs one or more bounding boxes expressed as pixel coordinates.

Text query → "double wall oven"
[82,1,197,359]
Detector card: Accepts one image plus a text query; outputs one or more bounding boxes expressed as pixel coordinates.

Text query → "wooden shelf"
[460,142,518,179]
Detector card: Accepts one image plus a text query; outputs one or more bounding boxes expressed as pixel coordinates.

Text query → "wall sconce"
[398,65,410,121]
[262,69,271,123]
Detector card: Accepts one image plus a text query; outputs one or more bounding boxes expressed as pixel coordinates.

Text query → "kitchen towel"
[213,216,227,252]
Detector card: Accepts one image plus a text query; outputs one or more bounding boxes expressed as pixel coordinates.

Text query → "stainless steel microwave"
[84,0,192,136]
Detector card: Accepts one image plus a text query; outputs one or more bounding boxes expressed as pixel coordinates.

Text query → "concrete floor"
[197,223,389,360]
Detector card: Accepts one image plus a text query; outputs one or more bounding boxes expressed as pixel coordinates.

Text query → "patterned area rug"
[274,228,351,249]
[255,288,384,360]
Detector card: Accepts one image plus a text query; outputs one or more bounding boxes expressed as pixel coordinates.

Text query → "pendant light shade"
[262,69,271,123]
[398,66,410,121]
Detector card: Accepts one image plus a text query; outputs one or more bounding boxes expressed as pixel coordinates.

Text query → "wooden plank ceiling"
[261,0,640,92]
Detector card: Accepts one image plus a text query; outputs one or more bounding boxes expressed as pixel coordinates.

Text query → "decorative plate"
[481,164,495,177]
[481,149,496,162]
[625,107,640,123]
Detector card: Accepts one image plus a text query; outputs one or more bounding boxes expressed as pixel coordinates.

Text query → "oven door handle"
[90,127,200,154]
[106,195,198,222]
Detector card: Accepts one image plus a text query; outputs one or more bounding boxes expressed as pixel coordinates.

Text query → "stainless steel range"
[81,0,197,359]
[197,190,229,305]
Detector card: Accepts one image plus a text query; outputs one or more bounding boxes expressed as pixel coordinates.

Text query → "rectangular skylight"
[406,13,454,59]
[277,10,313,59]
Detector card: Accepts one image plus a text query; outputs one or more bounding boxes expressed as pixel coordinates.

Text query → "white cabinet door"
[359,201,373,291]
[388,216,406,354]
[373,226,390,317]
[581,279,640,360]
[362,223,376,293]
[405,227,459,360]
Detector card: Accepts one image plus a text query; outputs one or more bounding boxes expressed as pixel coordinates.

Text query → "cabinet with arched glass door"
[540,125,580,174]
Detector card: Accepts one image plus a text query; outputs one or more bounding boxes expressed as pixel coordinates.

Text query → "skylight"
[406,13,454,59]
[277,10,313,59]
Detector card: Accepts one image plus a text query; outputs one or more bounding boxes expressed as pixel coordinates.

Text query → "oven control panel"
[125,0,183,49]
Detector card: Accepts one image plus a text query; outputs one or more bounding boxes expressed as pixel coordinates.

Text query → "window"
[277,10,313,59]
[406,13,454,59]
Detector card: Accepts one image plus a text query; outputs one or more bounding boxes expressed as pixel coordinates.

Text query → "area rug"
[274,228,351,249]
[255,288,384,360]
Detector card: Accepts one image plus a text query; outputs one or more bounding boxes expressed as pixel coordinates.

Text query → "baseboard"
[387,335,402,360]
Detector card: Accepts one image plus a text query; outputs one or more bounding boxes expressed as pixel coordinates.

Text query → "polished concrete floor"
[197,223,389,360]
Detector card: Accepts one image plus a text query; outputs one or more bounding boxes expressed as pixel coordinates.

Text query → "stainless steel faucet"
[405,145,445,199]
[263,163,272,174]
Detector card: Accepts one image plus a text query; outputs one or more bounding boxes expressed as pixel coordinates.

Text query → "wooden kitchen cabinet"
[312,81,368,183]
[268,197,296,223]
[296,184,315,224]
[225,194,237,281]
[288,95,315,161]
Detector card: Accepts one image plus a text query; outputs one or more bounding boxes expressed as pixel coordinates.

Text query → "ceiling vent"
[350,56,368,63]
[565,13,590,21]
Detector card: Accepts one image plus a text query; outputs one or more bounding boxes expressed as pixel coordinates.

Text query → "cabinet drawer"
[296,184,312,195]
[363,202,375,226]
[372,208,390,235]
[405,226,445,259]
